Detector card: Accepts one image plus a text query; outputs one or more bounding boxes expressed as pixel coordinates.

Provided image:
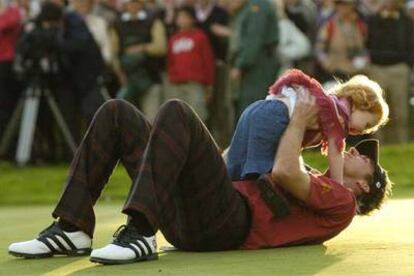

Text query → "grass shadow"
[73,245,346,275]
[0,255,91,276]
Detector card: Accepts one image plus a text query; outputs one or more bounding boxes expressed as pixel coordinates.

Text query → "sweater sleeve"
[144,19,167,57]
[318,97,346,154]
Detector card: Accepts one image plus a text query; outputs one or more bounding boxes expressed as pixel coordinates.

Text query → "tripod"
[0,81,77,166]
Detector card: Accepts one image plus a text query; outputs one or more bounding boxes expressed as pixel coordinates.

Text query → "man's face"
[343,147,375,192]
[126,0,143,14]
[102,0,119,8]
[72,0,94,15]
[49,0,65,7]
[335,2,355,18]
[176,11,194,30]
[228,0,246,13]
[197,0,212,6]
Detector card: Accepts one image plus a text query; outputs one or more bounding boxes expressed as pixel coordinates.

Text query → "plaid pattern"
[53,99,250,251]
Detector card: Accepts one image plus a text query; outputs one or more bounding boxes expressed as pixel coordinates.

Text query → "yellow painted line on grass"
[42,259,96,276]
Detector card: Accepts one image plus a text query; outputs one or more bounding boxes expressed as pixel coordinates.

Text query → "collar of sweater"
[121,10,147,22]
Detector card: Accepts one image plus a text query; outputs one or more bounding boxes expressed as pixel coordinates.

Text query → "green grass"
[0,144,413,275]
[1,143,413,205]
[1,200,413,275]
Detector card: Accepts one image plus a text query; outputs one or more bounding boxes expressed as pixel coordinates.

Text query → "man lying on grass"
[8,93,392,265]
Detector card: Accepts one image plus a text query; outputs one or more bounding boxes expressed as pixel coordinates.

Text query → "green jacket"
[234,0,279,71]
[231,0,280,118]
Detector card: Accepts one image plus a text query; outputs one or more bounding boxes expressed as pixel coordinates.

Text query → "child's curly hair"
[329,75,389,134]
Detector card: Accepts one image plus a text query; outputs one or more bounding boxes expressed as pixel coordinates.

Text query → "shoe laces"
[112,224,140,242]
[39,222,58,236]
[113,225,128,240]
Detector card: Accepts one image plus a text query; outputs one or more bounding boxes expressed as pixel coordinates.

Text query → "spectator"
[367,0,414,143]
[0,0,22,149]
[316,0,335,27]
[227,0,279,120]
[274,0,311,74]
[283,0,318,41]
[157,0,179,37]
[41,1,104,141]
[195,0,229,63]
[407,0,414,18]
[315,0,368,83]
[358,0,383,17]
[93,0,122,98]
[115,0,167,121]
[94,0,121,27]
[195,0,231,146]
[166,6,215,122]
[19,0,40,19]
[72,0,112,64]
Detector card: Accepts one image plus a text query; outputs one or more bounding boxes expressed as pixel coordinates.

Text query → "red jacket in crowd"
[0,5,22,62]
[167,28,215,86]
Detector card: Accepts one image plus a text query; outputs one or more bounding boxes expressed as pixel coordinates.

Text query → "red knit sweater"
[268,69,351,153]
[167,28,215,85]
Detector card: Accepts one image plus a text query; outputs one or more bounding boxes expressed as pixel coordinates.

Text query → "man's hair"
[38,2,64,23]
[357,169,393,215]
[176,6,197,21]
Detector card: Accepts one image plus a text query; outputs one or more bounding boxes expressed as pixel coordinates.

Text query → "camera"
[14,2,65,85]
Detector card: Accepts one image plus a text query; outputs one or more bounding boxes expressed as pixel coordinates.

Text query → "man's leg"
[182,82,209,122]
[387,63,410,143]
[208,62,233,148]
[90,99,250,264]
[140,84,163,122]
[9,100,152,258]
[121,100,250,251]
[52,99,152,237]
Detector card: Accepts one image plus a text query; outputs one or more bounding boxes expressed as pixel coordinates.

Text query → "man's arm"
[143,19,167,57]
[271,92,319,202]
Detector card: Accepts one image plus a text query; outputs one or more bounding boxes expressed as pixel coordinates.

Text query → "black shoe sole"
[9,248,92,259]
[89,253,158,265]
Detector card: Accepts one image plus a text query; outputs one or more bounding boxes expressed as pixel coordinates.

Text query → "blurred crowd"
[1,0,414,162]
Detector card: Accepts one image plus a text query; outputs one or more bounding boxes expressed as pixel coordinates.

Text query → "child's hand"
[230,68,241,80]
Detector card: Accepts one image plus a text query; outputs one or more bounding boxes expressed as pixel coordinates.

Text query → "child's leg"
[227,100,290,180]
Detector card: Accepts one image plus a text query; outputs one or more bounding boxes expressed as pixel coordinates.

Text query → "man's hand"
[116,70,128,87]
[126,44,145,54]
[204,85,213,104]
[291,90,319,129]
[210,24,231,37]
[230,68,241,80]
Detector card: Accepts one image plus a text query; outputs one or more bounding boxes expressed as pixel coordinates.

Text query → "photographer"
[17,1,105,150]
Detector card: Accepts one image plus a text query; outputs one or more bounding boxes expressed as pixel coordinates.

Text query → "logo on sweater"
[172,38,195,54]
[320,182,332,193]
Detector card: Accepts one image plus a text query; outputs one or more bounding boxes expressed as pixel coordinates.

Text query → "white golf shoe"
[8,222,92,258]
[90,224,158,265]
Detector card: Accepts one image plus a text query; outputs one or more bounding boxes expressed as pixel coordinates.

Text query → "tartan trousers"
[52,99,250,251]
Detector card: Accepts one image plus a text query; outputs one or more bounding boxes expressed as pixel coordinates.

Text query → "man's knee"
[101,99,131,109]
[96,99,135,117]
[159,99,194,117]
